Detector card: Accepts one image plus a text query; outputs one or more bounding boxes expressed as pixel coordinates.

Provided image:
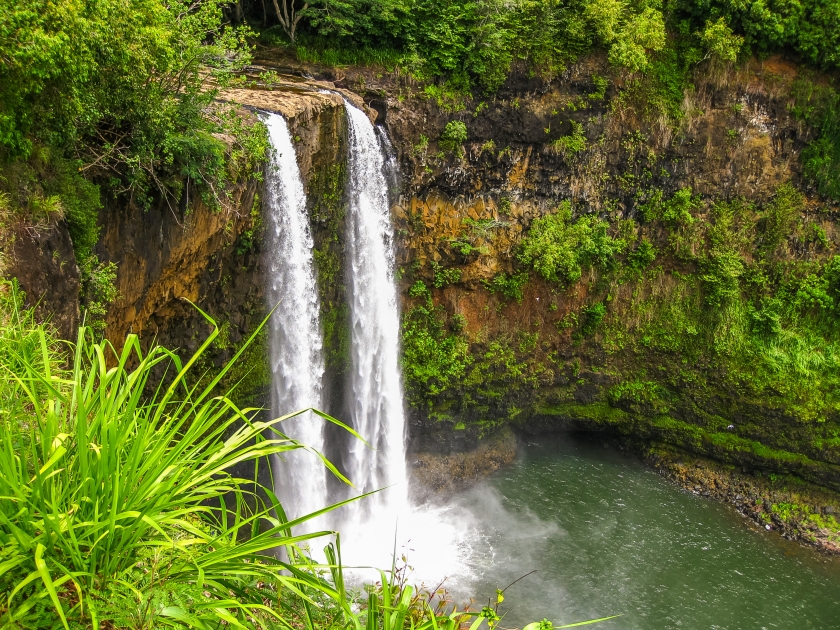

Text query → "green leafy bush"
[519,202,624,285]
[79,258,119,334]
[550,120,588,156]
[606,7,667,73]
[792,273,834,312]
[440,120,468,155]
[432,261,462,287]
[401,298,473,405]
[578,302,607,337]
[702,248,744,306]
[627,238,657,270]
[639,188,700,226]
[747,297,783,336]
[700,17,744,63]
[588,74,609,100]
[484,272,530,302]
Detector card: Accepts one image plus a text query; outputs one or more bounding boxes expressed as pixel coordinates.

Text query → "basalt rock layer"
[354,56,840,496]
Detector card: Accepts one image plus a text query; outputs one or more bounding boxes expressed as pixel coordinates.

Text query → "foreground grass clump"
[0,284,357,628]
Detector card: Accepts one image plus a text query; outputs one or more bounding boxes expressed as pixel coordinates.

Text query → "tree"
[272,0,309,42]
[700,17,744,63]
[584,0,666,73]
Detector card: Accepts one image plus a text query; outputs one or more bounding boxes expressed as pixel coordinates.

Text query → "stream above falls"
[337,435,840,629]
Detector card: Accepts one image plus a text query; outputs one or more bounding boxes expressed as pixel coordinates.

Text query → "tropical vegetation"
[0,281,620,627]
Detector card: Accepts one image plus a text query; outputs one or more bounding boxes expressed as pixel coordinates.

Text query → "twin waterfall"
[262,102,407,538]
[263,113,327,521]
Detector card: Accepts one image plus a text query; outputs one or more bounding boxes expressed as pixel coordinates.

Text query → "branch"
[271,0,289,28]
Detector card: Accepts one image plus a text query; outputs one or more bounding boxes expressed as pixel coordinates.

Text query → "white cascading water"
[262,111,327,525]
[335,104,470,588]
[262,102,466,584]
[340,101,409,529]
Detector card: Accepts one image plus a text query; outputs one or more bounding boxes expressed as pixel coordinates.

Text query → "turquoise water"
[437,435,840,629]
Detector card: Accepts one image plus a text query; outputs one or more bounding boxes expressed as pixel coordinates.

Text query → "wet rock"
[8,220,80,340]
[410,426,517,495]
[645,446,840,557]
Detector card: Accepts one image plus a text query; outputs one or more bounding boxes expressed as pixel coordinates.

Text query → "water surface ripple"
[400,436,840,629]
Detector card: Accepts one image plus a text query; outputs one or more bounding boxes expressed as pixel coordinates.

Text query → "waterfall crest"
[341,101,408,524]
[262,111,327,523]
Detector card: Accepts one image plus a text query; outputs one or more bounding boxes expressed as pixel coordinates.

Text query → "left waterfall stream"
[262,111,328,528]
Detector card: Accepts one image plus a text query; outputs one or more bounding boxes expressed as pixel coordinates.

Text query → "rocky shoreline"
[639,443,840,557]
[409,426,517,496]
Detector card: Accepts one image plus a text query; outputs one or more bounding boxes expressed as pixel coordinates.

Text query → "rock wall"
[6,221,80,339]
[330,56,840,493]
[98,82,355,405]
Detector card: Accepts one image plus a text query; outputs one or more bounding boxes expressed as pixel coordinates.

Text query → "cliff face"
[96,83,354,406]
[17,54,838,496]
[6,220,80,339]
[360,56,840,491]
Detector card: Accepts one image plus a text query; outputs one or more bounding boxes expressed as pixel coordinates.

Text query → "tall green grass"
[0,284,359,628]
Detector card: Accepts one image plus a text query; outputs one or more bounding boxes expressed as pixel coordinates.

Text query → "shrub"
[551,120,588,156]
[519,202,624,285]
[484,272,529,302]
[588,74,608,100]
[627,239,657,270]
[432,261,462,287]
[639,188,700,226]
[702,248,744,306]
[440,120,468,155]
[578,302,607,337]
[792,273,833,312]
[747,298,783,336]
[700,17,744,63]
[79,257,119,334]
[401,301,473,405]
[607,7,667,73]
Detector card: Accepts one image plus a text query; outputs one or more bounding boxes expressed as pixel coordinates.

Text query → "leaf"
[34,543,69,630]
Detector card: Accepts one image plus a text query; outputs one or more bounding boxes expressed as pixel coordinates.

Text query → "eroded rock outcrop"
[98,80,357,407]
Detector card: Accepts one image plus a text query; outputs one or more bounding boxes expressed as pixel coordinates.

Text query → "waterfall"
[341,101,408,525]
[262,111,327,524]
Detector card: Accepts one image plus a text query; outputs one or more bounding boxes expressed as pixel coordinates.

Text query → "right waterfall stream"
[338,100,409,533]
[328,101,464,580]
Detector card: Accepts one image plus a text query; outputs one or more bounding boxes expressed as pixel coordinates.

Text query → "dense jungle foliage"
[0,0,269,329]
[250,0,839,201]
